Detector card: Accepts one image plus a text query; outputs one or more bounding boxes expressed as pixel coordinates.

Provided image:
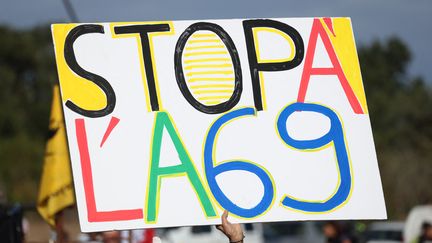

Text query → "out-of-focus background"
[0,0,431,242]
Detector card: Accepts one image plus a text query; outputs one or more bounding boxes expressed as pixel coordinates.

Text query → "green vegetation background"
[0,25,430,219]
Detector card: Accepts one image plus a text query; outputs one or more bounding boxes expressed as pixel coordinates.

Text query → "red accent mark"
[75,119,143,222]
[100,116,120,148]
[297,18,364,114]
[323,17,336,36]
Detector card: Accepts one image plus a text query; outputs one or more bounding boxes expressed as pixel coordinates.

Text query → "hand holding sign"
[216,210,245,243]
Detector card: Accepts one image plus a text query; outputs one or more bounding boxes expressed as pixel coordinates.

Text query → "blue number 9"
[277,102,352,212]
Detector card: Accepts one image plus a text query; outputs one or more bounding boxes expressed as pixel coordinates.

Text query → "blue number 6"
[204,108,274,218]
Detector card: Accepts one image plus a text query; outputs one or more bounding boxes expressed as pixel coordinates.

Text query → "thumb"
[221,210,229,226]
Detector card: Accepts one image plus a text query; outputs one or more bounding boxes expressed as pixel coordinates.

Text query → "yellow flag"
[37,85,75,226]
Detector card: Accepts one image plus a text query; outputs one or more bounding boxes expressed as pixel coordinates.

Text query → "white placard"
[52,17,386,232]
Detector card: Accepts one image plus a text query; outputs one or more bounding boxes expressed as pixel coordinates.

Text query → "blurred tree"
[0,25,430,219]
[0,25,56,203]
[359,37,432,218]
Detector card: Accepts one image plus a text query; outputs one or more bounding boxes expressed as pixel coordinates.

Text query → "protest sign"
[51,17,386,232]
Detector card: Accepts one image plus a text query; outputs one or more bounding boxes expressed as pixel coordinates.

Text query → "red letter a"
[297,18,363,114]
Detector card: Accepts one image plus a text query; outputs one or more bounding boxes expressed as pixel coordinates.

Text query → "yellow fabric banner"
[37,85,75,226]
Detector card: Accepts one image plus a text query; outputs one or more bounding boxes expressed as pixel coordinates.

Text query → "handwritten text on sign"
[52,17,386,232]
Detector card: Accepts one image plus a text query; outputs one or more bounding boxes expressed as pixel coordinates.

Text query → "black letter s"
[64,24,116,118]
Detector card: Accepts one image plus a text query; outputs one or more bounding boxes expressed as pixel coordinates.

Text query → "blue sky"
[1,0,431,81]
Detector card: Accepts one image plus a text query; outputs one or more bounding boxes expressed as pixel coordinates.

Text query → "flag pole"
[62,0,79,22]
[55,211,65,243]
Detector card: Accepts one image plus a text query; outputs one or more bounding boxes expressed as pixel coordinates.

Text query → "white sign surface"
[52,17,386,232]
